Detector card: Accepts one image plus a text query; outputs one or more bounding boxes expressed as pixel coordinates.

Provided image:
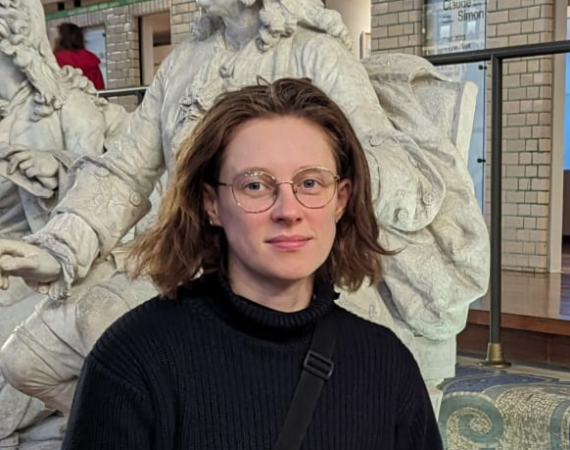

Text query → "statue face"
[204,116,350,291]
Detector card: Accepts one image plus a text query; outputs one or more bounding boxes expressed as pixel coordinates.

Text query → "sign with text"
[423,0,487,55]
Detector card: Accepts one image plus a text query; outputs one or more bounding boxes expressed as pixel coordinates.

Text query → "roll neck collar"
[190,272,338,342]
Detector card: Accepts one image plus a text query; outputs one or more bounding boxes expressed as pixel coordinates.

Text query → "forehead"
[221,116,337,177]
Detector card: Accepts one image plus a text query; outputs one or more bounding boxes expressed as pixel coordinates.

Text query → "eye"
[241,179,272,193]
[235,173,275,198]
[301,178,319,189]
[245,181,264,191]
[296,176,325,195]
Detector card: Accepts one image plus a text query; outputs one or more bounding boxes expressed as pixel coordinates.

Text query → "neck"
[221,4,262,51]
[229,272,314,313]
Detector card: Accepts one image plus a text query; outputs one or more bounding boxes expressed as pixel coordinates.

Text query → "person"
[0,0,488,422]
[61,77,443,450]
[54,23,105,90]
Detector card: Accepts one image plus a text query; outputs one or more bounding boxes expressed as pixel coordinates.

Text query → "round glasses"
[217,167,340,213]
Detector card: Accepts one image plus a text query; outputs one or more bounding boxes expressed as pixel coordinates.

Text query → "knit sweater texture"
[62,273,443,450]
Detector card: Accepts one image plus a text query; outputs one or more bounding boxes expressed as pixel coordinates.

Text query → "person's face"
[204,116,351,290]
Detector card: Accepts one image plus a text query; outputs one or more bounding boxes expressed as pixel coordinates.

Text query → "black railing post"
[480,54,510,368]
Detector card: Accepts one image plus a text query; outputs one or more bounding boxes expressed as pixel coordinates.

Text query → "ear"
[334,179,351,222]
[203,184,222,226]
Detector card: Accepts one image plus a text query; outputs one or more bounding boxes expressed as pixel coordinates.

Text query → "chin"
[265,267,318,284]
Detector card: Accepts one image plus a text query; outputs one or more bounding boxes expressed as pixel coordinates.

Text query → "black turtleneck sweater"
[62,274,442,450]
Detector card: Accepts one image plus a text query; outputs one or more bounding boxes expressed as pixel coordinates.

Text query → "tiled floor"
[470,270,570,321]
[469,240,570,321]
[461,253,570,367]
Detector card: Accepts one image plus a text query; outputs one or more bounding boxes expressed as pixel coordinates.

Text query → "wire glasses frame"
[217,167,341,213]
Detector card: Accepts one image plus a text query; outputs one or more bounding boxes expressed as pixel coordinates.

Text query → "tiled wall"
[486,0,553,272]
[371,0,422,54]
[170,0,198,44]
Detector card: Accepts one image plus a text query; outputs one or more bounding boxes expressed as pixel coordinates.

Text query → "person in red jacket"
[54,23,105,90]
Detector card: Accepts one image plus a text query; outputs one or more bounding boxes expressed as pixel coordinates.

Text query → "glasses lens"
[233,172,277,212]
[292,168,337,208]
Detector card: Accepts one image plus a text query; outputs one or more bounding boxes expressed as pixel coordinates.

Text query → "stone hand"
[2,147,59,181]
[0,240,62,290]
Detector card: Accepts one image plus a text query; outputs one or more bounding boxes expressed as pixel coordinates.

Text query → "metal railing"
[99,86,147,104]
[96,40,570,366]
[427,40,570,367]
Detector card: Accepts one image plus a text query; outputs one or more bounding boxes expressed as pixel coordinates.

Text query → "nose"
[270,182,303,223]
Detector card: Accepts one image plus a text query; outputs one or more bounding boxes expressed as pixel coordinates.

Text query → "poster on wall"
[423,0,486,55]
[423,0,487,211]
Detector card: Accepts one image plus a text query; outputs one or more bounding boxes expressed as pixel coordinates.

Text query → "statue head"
[192,0,351,52]
[0,0,103,119]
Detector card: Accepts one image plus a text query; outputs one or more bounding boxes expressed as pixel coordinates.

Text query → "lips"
[266,236,311,251]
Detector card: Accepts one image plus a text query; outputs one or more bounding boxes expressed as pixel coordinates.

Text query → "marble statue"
[0,0,489,445]
[0,0,129,446]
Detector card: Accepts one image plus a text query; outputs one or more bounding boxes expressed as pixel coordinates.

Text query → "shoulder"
[98,290,194,343]
[54,49,71,64]
[59,90,104,123]
[83,49,101,62]
[335,306,416,365]
[90,285,201,364]
[335,307,425,400]
[288,28,371,94]
[336,306,401,342]
[291,28,351,58]
[84,286,203,389]
[156,36,209,73]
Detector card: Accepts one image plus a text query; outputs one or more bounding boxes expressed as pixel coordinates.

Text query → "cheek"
[218,204,264,243]
[313,209,338,247]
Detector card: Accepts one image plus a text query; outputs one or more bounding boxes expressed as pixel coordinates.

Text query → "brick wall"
[370,0,556,273]
[370,0,422,54]
[486,0,553,272]
[170,0,198,45]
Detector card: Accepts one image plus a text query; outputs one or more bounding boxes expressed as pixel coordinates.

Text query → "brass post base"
[479,342,511,368]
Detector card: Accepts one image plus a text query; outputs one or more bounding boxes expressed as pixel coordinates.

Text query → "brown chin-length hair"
[129,77,392,298]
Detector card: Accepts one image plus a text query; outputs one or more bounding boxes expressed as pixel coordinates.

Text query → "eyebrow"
[232,167,269,175]
[230,165,333,177]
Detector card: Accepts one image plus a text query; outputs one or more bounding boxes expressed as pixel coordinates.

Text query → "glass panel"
[83,26,107,87]
[422,0,488,212]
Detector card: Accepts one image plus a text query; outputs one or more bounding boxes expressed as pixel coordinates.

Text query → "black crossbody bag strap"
[273,313,338,450]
